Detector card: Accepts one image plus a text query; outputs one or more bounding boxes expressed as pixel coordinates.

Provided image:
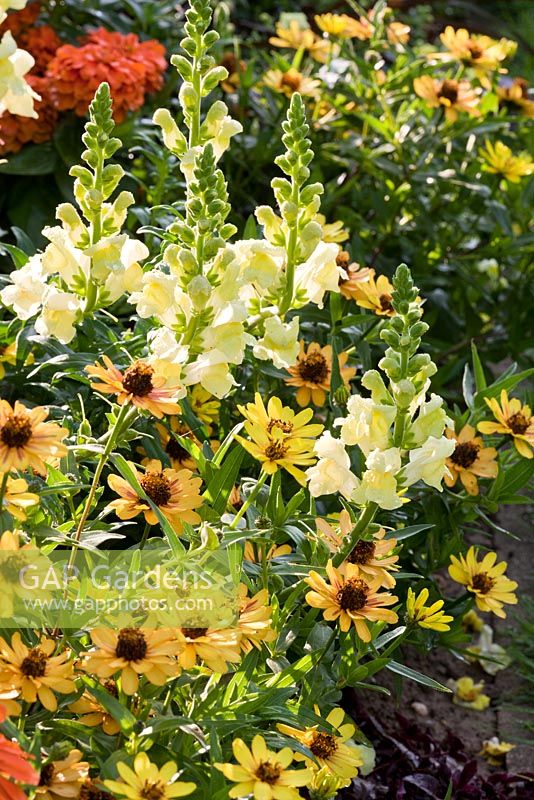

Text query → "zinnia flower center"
[140,781,165,800]
[140,472,172,506]
[165,436,189,462]
[298,352,329,385]
[467,43,484,59]
[103,679,118,698]
[20,647,47,678]
[115,628,148,662]
[337,578,369,611]
[348,540,376,565]
[281,72,302,92]
[471,572,496,595]
[450,441,479,468]
[267,418,293,434]
[181,627,208,639]
[439,80,459,104]
[0,412,33,448]
[80,780,114,800]
[39,763,55,786]
[310,731,338,759]
[264,440,289,461]
[379,294,394,313]
[122,362,154,397]
[336,250,351,269]
[0,553,29,581]
[507,412,529,435]
[255,761,282,784]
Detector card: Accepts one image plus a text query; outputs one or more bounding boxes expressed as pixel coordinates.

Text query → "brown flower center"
[267,418,293,435]
[122,362,154,397]
[280,72,302,92]
[507,412,529,435]
[439,79,459,104]
[220,52,239,74]
[115,628,148,662]
[450,441,479,469]
[140,472,172,506]
[39,764,55,787]
[165,436,189,463]
[80,781,114,800]
[310,731,338,759]
[471,572,495,595]
[181,627,208,639]
[264,440,289,461]
[379,294,394,313]
[336,250,351,269]
[0,553,29,581]
[0,412,33,448]
[348,540,376,565]
[140,782,165,800]
[103,679,118,698]
[298,352,330,385]
[20,647,47,678]
[255,761,282,785]
[336,578,369,611]
[467,43,483,60]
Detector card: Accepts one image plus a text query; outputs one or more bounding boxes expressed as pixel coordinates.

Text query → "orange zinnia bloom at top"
[46,28,166,122]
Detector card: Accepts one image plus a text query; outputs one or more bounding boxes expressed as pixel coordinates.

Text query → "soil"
[348,502,534,775]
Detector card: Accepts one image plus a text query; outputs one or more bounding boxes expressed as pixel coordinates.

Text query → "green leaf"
[0,143,59,175]
[203,445,244,514]
[386,660,451,692]
[80,676,137,733]
[0,243,28,267]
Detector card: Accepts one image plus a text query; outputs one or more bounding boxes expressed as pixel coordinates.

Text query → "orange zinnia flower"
[0,2,41,38]
[414,76,480,121]
[0,731,39,800]
[338,252,372,301]
[0,400,68,473]
[445,424,498,495]
[46,28,166,122]
[18,25,62,74]
[86,356,183,418]
[305,560,398,641]
[106,459,203,533]
[285,341,356,407]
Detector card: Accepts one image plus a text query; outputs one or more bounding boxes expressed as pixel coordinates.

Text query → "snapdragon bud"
[392,379,415,408]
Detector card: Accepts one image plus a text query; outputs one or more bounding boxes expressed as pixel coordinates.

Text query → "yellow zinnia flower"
[86,356,183,419]
[285,341,356,408]
[269,21,330,63]
[305,560,398,641]
[278,706,363,780]
[236,394,323,485]
[434,26,516,87]
[480,140,533,182]
[68,680,120,735]
[0,632,75,711]
[106,459,203,533]
[347,269,396,316]
[104,753,195,800]
[406,587,453,632]
[338,256,372,301]
[188,384,220,431]
[176,627,241,673]
[413,76,480,122]
[36,750,90,800]
[314,13,372,40]
[236,584,276,653]
[0,400,68,473]
[448,546,518,618]
[215,734,312,800]
[449,675,490,711]
[244,541,292,562]
[480,737,515,765]
[0,474,39,520]
[0,342,17,380]
[316,511,399,589]
[83,627,180,695]
[497,77,534,116]
[314,215,349,244]
[445,424,498,495]
[478,389,534,458]
[263,68,321,99]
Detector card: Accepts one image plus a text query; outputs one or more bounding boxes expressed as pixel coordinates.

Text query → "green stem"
[333,503,378,567]
[230,470,269,529]
[139,522,152,550]
[0,472,9,518]
[279,180,301,317]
